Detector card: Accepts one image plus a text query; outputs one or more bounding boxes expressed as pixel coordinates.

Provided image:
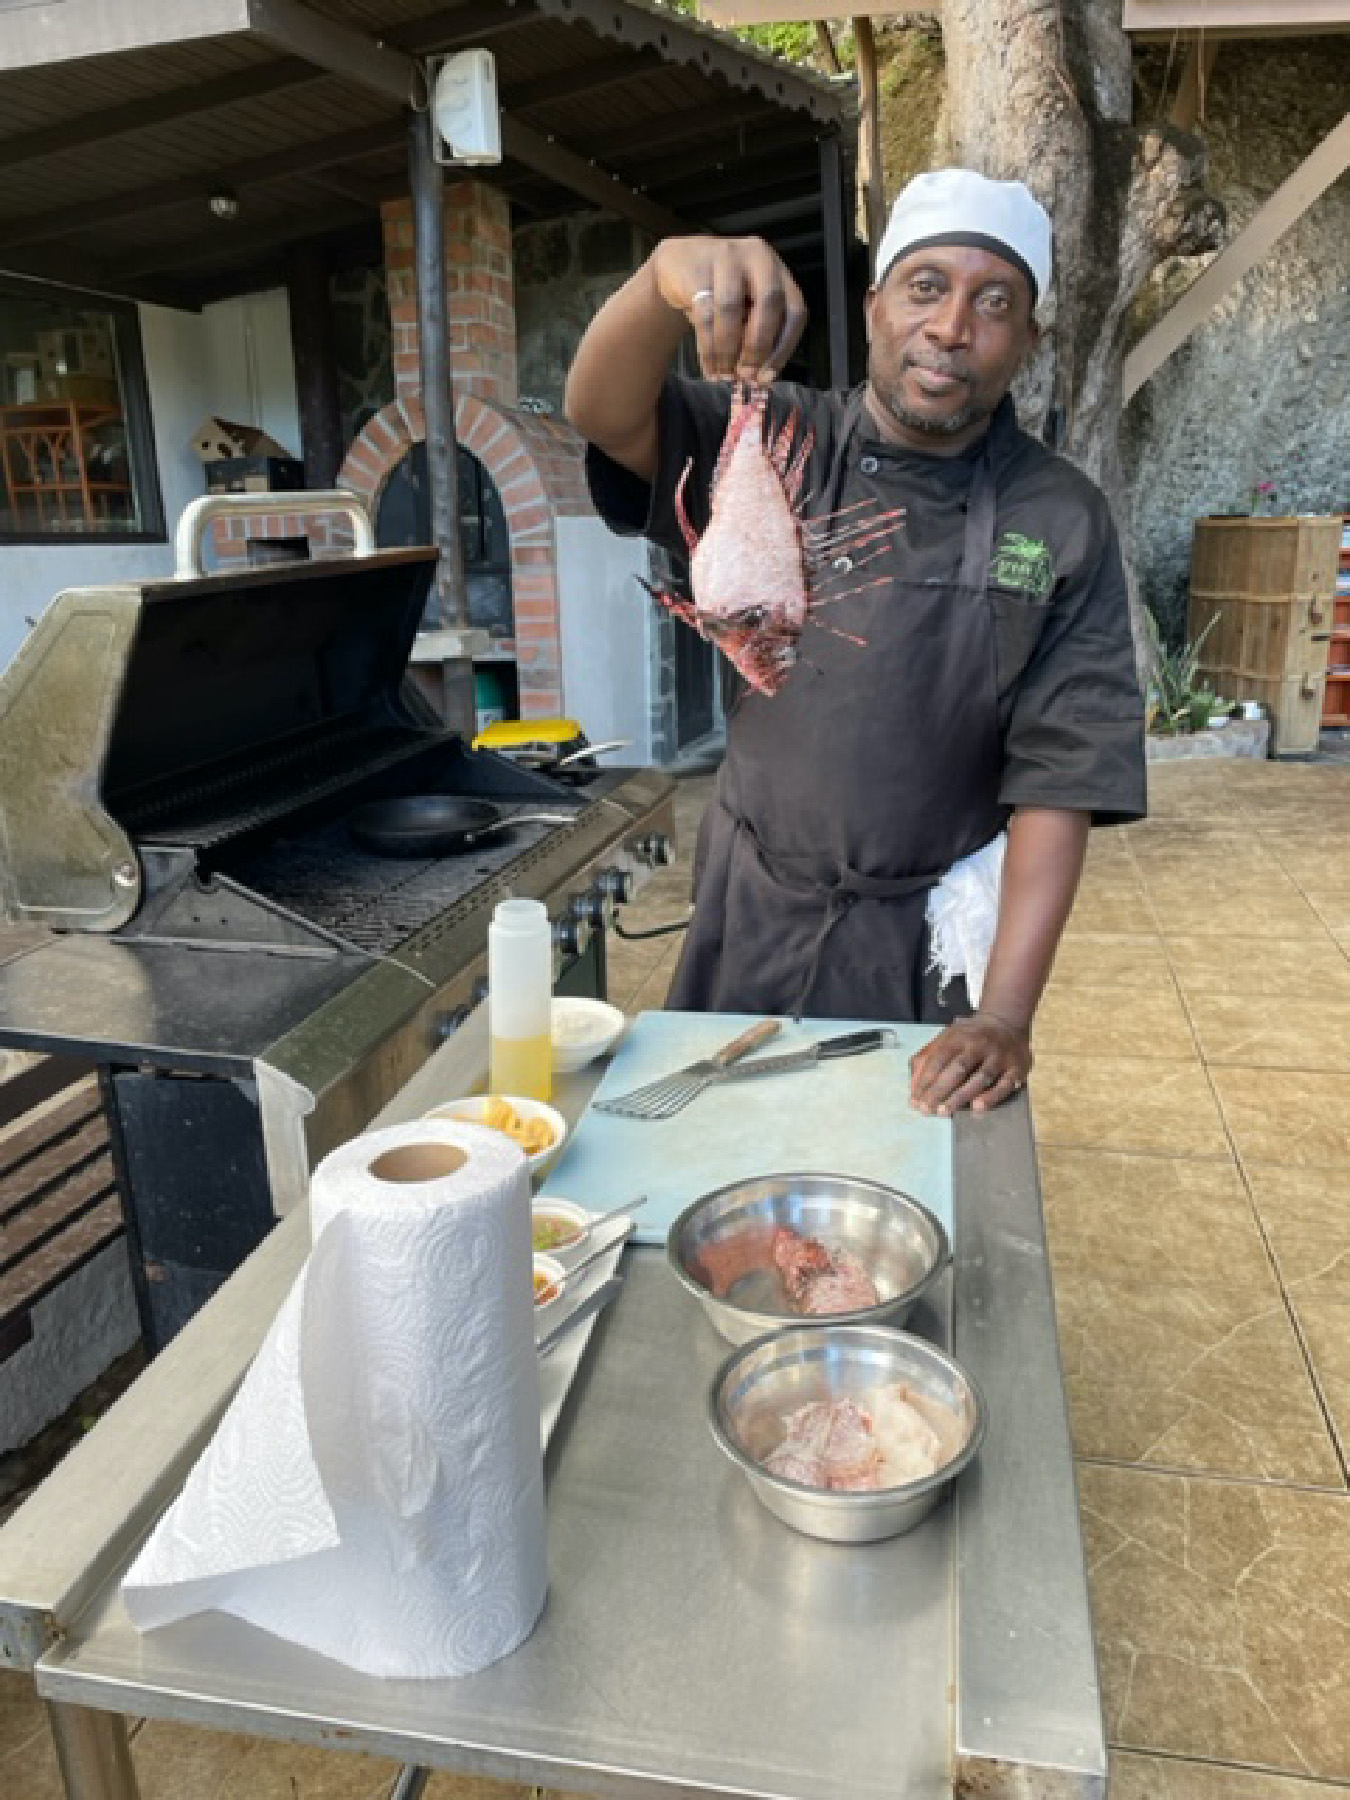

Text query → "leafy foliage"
[1143,607,1227,735]
[660,0,819,66]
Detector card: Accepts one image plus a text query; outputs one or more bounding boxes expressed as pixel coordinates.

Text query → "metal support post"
[819,130,850,391]
[407,104,478,736]
[46,1702,141,1800]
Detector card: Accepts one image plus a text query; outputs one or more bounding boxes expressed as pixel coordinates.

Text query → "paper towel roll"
[123,1120,548,1680]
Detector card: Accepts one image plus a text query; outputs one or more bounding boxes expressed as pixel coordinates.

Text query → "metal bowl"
[709,1324,987,1542]
[667,1172,950,1346]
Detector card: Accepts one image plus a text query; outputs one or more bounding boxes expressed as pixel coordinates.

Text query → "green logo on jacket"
[990,531,1055,602]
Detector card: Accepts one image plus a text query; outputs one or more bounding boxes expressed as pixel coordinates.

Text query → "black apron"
[668,392,1008,1024]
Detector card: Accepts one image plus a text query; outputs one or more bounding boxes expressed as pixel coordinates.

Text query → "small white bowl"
[531,1198,592,1258]
[424,1093,567,1181]
[551,998,626,1073]
[533,1252,566,1312]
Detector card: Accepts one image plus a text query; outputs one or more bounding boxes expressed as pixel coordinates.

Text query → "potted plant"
[1142,610,1269,761]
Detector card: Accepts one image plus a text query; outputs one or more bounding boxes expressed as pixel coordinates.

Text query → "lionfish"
[645,382,908,696]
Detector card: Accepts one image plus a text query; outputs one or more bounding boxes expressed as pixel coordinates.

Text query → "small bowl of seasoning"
[532,1198,591,1259]
[551,999,626,1074]
[533,1252,566,1311]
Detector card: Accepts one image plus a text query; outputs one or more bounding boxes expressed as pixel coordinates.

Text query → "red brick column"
[381,182,516,406]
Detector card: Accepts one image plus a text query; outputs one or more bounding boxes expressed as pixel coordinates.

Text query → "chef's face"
[864,245,1040,455]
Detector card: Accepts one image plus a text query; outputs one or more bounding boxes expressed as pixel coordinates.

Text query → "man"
[565,169,1145,1116]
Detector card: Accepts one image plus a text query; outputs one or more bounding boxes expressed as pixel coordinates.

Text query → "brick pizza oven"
[214,182,599,722]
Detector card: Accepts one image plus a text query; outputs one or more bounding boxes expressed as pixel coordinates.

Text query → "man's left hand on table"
[909,1013,1032,1117]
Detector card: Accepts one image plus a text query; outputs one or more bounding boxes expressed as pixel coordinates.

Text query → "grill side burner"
[0,543,677,1346]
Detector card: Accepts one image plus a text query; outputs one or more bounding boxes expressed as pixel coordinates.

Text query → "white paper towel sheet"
[122,1120,548,1681]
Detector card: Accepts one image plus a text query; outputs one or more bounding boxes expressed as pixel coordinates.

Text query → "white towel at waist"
[924,831,1006,1009]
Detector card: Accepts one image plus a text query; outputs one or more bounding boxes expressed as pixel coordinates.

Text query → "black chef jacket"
[586,377,1147,1021]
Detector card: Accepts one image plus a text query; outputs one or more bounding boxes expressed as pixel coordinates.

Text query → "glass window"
[0,278,164,543]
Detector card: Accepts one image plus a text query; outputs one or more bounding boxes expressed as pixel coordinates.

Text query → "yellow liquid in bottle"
[489,1032,553,1102]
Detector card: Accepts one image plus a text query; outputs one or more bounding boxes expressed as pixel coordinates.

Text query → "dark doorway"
[375,439,514,643]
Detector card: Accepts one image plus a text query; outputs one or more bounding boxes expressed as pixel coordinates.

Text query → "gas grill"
[0,536,676,1345]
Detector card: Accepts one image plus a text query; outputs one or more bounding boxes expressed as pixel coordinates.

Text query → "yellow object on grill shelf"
[473,717,585,759]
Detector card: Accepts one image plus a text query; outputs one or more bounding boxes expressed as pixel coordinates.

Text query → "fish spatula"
[594,1019,782,1120]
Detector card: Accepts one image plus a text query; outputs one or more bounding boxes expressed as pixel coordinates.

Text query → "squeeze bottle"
[488,897,553,1100]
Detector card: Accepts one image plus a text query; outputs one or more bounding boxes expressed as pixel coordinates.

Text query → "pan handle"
[175,490,376,579]
[461,810,576,847]
[551,739,632,770]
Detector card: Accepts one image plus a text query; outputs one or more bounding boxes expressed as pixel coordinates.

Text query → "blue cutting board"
[544,1012,951,1247]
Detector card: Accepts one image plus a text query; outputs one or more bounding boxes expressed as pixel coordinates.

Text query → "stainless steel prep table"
[3,1016,1106,1800]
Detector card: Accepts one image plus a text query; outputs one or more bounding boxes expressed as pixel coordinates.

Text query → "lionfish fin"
[637,575,701,634]
[673,459,700,555]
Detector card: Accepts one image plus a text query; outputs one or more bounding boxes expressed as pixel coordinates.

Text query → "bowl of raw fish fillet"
[709,1324,986,1542]
[666,1172,949,1347]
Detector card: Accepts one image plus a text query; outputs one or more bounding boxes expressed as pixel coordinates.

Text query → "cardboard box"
[36,327,115,381]
[204,455,305,495]
[191,416,293,464]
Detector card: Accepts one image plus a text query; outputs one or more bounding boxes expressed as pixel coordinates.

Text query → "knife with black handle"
[705,1028,895,1085]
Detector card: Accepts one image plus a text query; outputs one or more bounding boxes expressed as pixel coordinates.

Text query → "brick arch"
[337,392,591,720]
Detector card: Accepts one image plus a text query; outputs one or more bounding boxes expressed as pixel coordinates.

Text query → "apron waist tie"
[733,809,941,1018]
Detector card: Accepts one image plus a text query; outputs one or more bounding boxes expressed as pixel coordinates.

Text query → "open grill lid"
[0,549,441,934]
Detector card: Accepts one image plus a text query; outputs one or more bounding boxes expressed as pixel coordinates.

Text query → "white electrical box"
[431,49,502,167]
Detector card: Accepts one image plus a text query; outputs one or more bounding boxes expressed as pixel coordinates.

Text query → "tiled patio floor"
[5,758,1350,1797]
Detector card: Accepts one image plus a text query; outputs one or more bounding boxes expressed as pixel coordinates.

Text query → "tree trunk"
[936,1,1225,671]
[853,19,886,253]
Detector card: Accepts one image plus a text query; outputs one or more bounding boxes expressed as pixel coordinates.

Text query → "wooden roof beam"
[499,117,691,238]
[586,98,779,161]
[244,0,417,104]
[1,121,407,248]
[505,50,659,111]
[0,2,533,173]
[1124,108,1350,399]
[1,108,693,251]
[623,123,821,185]
[103,202,377,281]
[707,192,824,233]
[0,60,315,172]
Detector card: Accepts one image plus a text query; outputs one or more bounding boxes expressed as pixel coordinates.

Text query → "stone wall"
[329,262,394,448]
[1124,38,1350,641]
[513,215,650,413]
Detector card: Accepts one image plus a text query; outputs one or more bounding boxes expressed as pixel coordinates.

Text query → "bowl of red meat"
[666,1173,949,1347]
[709,1324,986,1542]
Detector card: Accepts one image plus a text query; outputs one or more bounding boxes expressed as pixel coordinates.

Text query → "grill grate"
[125,721,442,851]
[228,803,584,957]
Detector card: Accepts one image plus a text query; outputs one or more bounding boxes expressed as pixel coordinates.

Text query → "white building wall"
[555,513,655,764]
[0,287,300,673]
[200,288,301,458]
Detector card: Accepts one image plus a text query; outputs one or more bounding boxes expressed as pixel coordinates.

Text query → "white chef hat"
[874,169,1053,306]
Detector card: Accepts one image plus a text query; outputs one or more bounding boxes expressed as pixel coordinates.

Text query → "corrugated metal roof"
[0,0,856,305]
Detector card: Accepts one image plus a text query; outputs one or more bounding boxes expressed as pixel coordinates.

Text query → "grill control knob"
[634,832,674,868]
[598,865,634,905]
[569,886,613,932]
[552,912,591,959]
[433,1006,470,1044]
